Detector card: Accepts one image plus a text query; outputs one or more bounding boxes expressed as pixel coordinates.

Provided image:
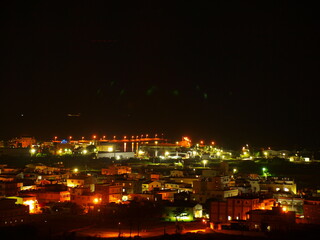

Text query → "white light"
[284,188,289,192]
[82,149,88,154]
[30,148,36,154]
[107,147,113,152]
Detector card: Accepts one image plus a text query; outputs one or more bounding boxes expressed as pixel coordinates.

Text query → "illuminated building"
[95,184,123,203]
[210,196,275,223]
[247,206,296,232]
[8,136,36,148]
[6,195,40,214]
[259,177,297,194]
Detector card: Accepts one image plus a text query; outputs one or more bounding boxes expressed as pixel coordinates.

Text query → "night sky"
[1,1,319,149]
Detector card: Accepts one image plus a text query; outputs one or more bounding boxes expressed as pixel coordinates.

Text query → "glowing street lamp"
[202,160,208,168]
[73,168,79,173]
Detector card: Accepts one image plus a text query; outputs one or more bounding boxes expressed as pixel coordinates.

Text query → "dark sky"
[1,1,319,149]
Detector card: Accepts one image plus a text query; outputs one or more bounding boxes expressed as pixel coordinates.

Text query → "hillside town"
[1,136,320,239]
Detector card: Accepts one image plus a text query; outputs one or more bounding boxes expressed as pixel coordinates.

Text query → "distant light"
[282,206,287,212]
[73,168,79,173]
[108,147,113,152]
[82,149,88,154]
[93,198,99,204]
[30,148,36,154]
[284,188,289,192]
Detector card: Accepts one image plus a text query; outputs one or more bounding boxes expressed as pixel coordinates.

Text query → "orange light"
[93,135,96,139]
[93,198,99,204]
[282,206,287,212]
[69,136,72,140]
[54,136,57,140]
[211,141,215,145]
[103,135,106,139]
[200,141,204,145]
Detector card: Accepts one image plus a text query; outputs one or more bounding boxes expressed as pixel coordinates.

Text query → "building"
[95,184,123,203]
[247,206,296,232]
[101,165,132,175]
[259,177,297,194]
[142,180,163,192]
[7,195,40,214]
[0,199,29,227]
[0,181,23,196]
[303,198,320,224]
[210,196,275,223]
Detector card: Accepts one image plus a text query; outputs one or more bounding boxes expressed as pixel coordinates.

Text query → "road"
[75,221,208,238]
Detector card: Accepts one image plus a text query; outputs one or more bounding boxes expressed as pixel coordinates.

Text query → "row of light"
[53,134,164,141]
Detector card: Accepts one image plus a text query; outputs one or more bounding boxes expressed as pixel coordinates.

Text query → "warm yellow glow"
[183,137,190,142]
[155,141,158,144]
[30,148,36,154]
[216,152,221,156]
[82,149,88,154]
[73,168,79,173]
[202,160,208,167]
[165,151,169,156]
[93,198,99,204]
[23,200,36,213]
[107,147,114,152]
[282,207,287,212]
[93,135,96,139]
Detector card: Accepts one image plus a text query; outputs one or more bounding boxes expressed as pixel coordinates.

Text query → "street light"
[202,160,208,168]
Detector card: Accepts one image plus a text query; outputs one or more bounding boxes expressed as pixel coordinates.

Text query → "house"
[210,196,275,223]
[95,184,122,203]
[247,206,296,232]
[101,165,132,175]
[303,197,320,224]
[6,195,40,214]
[0,199,29,227]
[142,180,162,192]
[66,175,97,190]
